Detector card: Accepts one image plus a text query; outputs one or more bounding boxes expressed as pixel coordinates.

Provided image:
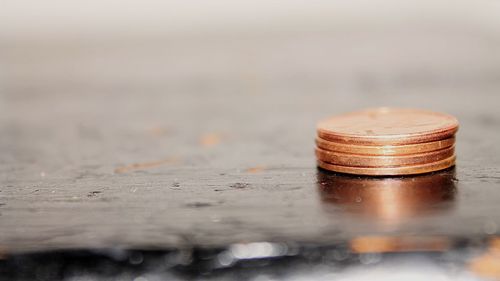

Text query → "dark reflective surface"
[317,169,457,223]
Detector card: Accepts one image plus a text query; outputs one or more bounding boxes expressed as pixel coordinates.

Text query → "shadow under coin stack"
[315,108,459,176]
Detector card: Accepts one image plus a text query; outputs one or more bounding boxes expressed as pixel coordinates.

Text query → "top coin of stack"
[315,108,459,176]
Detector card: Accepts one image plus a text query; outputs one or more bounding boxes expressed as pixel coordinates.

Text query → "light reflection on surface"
[317,169,457,223]
[349,235,450,253]
[469,237,500,279]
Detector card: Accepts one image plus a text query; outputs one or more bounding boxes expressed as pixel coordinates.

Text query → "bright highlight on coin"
[315,108,459,176]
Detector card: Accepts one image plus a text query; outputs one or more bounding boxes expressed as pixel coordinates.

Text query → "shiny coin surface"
[317,155,456,176]
[317,108,459,145]
[316,136,455,156]
[315,146,454,167]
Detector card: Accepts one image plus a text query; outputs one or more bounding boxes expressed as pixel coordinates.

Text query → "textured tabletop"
[2,77,500,254]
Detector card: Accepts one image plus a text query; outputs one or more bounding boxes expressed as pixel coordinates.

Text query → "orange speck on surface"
[199,133,223,148]
[246,166,266,173]
[114,158,179,174]
[148,126,169,137]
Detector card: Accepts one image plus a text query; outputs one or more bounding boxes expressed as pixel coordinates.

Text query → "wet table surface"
[2,88,500,252]
[1,28,500,279]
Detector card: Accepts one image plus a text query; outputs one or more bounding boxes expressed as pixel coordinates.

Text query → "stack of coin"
[315,108,459,176]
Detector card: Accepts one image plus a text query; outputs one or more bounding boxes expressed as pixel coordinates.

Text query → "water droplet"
[129,252,144,265]
[217,251,235,267]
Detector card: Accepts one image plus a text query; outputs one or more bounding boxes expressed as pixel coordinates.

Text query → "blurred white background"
[1,0,500,95]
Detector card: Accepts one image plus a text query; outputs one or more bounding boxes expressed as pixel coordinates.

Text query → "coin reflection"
[317,169,457,222]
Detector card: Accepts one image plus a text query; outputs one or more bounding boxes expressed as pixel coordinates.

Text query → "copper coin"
[315,145,454,167]
[317,108,459,145]
[316,136,455,156]
[317,155,456,176]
